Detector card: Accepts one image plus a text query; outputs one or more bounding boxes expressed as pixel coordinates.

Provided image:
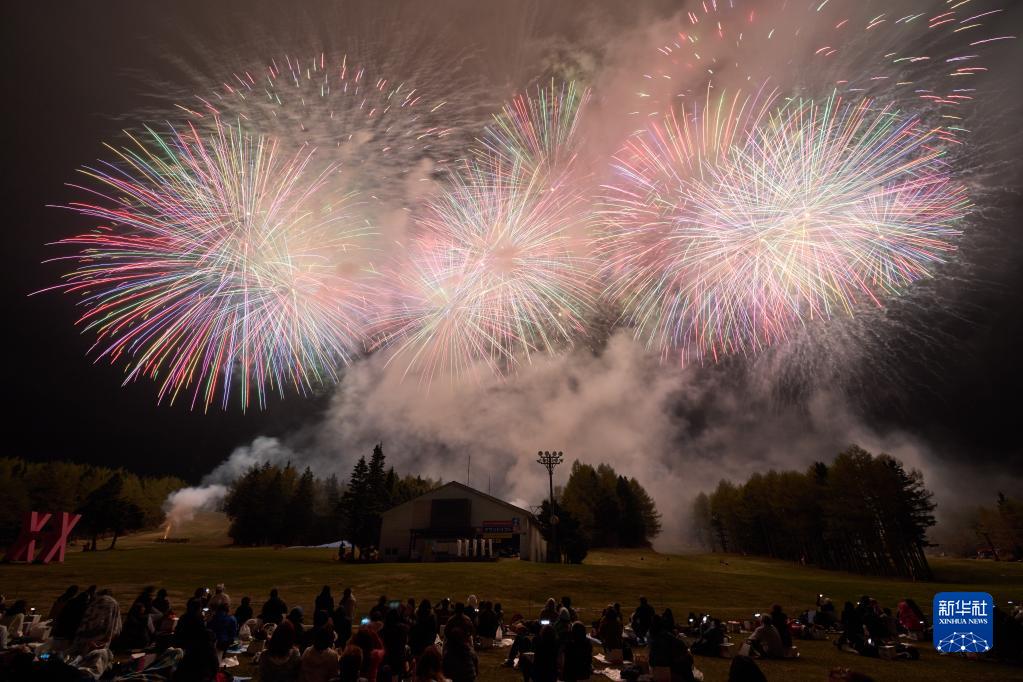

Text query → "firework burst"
[600,91,971,360]
[44,120,374,410]
[373,160,597,381]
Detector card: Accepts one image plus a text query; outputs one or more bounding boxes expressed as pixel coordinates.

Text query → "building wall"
[379,484,546,562]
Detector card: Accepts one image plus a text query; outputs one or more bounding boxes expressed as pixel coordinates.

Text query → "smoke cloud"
[167,331,1020,551]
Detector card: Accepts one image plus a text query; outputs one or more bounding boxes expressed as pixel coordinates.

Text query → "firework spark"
[43,120,374,410]
[601,92,970,360]
[640,0,1015,123]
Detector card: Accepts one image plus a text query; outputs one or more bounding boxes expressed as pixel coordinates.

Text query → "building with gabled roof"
[378,481,547,562]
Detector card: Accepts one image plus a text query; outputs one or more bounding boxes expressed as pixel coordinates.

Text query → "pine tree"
[341,456,370,546]
[628,477,662,542]
[284,468,317,545]
[616,476,646,547]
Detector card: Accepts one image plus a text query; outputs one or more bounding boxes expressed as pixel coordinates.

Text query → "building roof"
[381,480,536,520]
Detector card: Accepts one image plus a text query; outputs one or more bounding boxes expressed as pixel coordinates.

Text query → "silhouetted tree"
[538,499,588,564]
[692,446,937,579]
[77,474,144,550]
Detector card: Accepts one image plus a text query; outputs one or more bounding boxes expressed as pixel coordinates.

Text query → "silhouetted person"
[260,588,288,625]
[235,596,253,624]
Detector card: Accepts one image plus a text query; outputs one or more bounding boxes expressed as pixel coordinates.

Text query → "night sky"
[6,1,1023,483]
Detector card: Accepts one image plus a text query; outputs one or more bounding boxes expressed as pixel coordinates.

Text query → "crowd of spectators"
[0,583,1020,681]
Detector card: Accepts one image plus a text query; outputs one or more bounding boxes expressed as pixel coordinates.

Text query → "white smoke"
[161,436,298,531]
[164,331,1020,551]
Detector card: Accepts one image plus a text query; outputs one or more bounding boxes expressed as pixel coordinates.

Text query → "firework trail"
[600,91,970,360]
[42,120,374,410]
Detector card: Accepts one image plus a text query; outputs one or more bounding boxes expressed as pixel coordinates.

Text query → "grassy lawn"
[1,517,1021,681]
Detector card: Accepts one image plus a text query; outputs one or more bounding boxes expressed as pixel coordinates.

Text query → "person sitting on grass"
[477,601,500,643]
[631,597,655,642]
[338,644,365,682]
[896,599,927,635]
[332,601,354,650]
[464,595,479,625]
[315,586,334,616]
[561,621,594,682]
[525,624,560,682]
[153,588,171,618]
[434,598,452,626]
[0,601,28,641]
[381,607,411,679]
[538,598,559,624]
[555,607,574,640]
[259,619,302,682]
[289,607,309,649]
[48,585,78,623]
[115,600,155,651]
[301,624,340,682]
[351,625,385,682]
[51,586,95,650]
[501,618,540,669]
[72,590,122,654]
[597,605,624,655]
[414,645,446,682]
[370,596,390,624]
[648,616,683,678]
[444,603,474,643]
[769,605,792,649]
[172,629,220,682]
[340,588,357,622]
[235,595,254,624]
[208,584,230,612]
[174,598,210,653]
[747,615,785,659]
[442,627,479,682]
[261,588,289,626]
[410,599,439,657]
[401,598,417,626]
[561,596,578,622]
[208,601,238,656]
[690,618,725,657]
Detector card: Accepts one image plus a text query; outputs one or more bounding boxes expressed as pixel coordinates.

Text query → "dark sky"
[5,1,1023,483]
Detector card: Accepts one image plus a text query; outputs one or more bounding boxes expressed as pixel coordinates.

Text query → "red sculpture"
[3,511,81,564]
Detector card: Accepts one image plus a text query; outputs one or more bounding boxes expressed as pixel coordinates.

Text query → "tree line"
[969,492,1023,560]
[0,457,185,550]
[223,444,439,547]
[538,461,662,564]
[691,446,936,580]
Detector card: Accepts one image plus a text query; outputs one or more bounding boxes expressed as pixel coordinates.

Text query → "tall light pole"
[537,450,563,563]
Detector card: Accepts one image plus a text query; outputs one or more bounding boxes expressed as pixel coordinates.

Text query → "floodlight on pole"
[537,450,564,563]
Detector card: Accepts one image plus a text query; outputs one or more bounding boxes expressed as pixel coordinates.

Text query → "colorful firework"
[175,53,468,202]
[600,91,970,360]
[476,79,591,176]
[43,120,374,410]
[373,159,597,380]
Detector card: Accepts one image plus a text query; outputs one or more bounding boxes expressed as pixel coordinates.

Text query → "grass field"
[2,515,1021,681]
